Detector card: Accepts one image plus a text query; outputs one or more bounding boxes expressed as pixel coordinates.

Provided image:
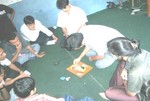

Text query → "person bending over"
[65,25,124,69]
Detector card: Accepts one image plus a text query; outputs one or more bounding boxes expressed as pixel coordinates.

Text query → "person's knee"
[95,59,115,69]
[95,63,109,69]
[32,43,40,52]
[17,59,27,65]
[105,88,112,99]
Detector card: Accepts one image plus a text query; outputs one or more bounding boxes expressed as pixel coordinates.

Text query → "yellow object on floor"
[67,62,93,78]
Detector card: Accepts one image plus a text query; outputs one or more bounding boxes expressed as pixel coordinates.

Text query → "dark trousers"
[109,60,126,87]
[4,63,20,92]
[105,60,139,101]
[59,36,66,48]
[30,27,54,46]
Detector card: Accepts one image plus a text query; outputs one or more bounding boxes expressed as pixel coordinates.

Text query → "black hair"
[65,33,83,51]
[14,77,35,98]
[24,15,35,25]
[6,32,17,42]
[107,37,141,57]
[56,0,69,9]
[0,65,5,76]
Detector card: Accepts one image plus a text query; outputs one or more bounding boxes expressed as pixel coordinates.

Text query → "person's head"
[56,0,70,12]
[6,33,21,47]
[65,33,84,51]
[107,37,141,60]
[14,77,36,98]
[24,15,35,30]
[0,47,6,61]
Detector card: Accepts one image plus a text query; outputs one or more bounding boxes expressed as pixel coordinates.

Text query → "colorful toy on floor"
[67,62,93,78]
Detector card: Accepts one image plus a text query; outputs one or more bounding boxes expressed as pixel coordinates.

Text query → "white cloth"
[20,20,53,42]
[0,58,11,66]
[57,5,88,35]
[9,89,19,101]
[80,25,124,56]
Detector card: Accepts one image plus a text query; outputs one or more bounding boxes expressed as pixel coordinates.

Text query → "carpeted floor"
[25,1,150,101]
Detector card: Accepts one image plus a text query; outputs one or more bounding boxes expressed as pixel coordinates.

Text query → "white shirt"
[20,20,53,42]
[80,25,124,56]
[0,58,11,66]
[57,5,88,35]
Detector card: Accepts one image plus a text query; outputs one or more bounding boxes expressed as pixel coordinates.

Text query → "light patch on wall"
[0,0,22,5]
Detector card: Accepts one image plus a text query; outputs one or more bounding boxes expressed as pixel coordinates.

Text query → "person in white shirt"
[56,0,88,48]
[64,25,124,69]
[20,15,58,46]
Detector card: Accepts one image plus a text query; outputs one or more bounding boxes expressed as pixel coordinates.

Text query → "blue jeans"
[16,44,40,64]
[86,50,116,69]
[64,95,94,101]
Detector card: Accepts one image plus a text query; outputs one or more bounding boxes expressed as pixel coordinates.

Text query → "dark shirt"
[0,4,17,40]
[4,67,19,92]
[1,32,29,60]
[126,49,150,94]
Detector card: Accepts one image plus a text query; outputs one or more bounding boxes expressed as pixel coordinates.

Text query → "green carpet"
[26,1,150,101]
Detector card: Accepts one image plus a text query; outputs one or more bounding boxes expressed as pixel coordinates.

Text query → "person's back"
[79,25,124,55]
[80,25,124,43]
[0,4,17,41]
[126,49,150,93]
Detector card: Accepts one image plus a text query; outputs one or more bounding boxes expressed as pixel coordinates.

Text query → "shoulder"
[0,4,13,13]
[71,5,85,13]
[0,58,11,66]
[21,24,27,31]
[81,25,101,31]
[0,4,8,9]
[35,19,41,24]
[71,5,82,11]
[1,41,12,49]
[58,10,65,16]
[34,19,43,26]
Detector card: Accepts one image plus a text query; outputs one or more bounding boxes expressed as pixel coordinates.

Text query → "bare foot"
[99,92,109,100]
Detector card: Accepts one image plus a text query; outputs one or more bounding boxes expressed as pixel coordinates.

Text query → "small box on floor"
[66,62,93,78]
